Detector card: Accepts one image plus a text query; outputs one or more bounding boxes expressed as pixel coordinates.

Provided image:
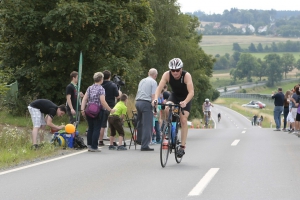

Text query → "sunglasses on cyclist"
[171,69,181,72]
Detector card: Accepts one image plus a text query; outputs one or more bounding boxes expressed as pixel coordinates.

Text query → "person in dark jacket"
[98,70,122,146]
[271,87,285,131]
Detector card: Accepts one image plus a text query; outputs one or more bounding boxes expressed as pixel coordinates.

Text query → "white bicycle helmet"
[205,98,209,102]
[168,58,183,70]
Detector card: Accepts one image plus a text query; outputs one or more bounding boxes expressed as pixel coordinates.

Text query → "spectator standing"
[28,99,66,149]
[152,101,161,144]
[66,71,84,124]
[135,68,158,151]
[81,72,116,152]
[98,70,122,146]
[271,87,284,131]
[253,114,257,126]
[108,94,128,151]
[283,90,291,131]
[259,115,264,126]
[291,86,300,134]
[291,85,300,132]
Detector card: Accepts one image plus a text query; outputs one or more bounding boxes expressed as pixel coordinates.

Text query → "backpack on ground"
[74,135,87,149]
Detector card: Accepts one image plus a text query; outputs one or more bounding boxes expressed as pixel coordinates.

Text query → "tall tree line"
[0,0,215,118]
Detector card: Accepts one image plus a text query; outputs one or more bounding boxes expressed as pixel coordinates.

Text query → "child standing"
[108,94,128,150]
[152,99,162,144]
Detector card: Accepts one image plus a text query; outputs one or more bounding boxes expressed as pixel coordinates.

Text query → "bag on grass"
[74,135,87,149]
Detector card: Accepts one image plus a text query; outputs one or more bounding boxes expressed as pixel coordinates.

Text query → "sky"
[177,0,299,14]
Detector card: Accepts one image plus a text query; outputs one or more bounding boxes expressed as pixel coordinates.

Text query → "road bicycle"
[204,111,210,128]
[154,101,184,168]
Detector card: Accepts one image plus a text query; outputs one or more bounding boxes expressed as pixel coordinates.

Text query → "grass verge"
[214,98,274,128]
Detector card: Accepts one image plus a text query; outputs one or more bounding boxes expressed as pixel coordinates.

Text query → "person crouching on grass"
[108,94,128,151]
[28,99,66,150]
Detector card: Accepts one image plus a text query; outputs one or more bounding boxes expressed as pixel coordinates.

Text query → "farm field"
[211,68,300,89]
[200,35,300,56]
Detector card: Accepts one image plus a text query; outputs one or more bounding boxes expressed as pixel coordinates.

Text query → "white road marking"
[0,150,87,176]
[188,168,220,196]
[231,139,240,146]
[242,131,246,134]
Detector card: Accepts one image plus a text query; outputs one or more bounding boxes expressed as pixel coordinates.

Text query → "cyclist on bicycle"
[202,98,213,120]
[218,113,221,122]
[153,58,194,158]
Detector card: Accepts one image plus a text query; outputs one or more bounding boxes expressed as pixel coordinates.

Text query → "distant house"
[258,25,268,33]
[213,23,220,29]
[241,24,255,33]
[219,25,231,30]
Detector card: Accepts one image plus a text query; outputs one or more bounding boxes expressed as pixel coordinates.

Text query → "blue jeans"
[86,110,103,149]
[153,121,161,142]
[274,106,283,129]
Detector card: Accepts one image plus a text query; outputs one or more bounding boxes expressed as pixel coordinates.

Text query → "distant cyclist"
[218,113,221,122]
[202,98,214,119]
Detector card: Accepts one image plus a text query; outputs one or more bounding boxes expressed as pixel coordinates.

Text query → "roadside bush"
[3,92,38,116]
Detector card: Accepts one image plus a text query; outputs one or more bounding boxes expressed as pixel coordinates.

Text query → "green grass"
[211,75,265,89]
[201,44,249,56]
[200,35,300,57]
[251,52,300,60]
[247,81,300,94]
[0,110,133,169]
[214,98,274,128]
[0,127,59,169]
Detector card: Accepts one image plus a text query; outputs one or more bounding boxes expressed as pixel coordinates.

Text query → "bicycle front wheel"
[160,123,171,168]
[174,130,182,163]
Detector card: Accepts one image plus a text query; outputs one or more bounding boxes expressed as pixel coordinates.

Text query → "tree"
[271,42,278,52]
[231,51,241,68]
[281,53,295,79]
[257,43,264,52]
[248,43,257,52]
[0,0,154,105]
[296,59,300,70]
[233,53,258,82]
[214,56,229,70]
[232,43,242,52]
[264,54,282,86]
[252,58,266,81]
[264,44,270,52]
[143,0,216,118]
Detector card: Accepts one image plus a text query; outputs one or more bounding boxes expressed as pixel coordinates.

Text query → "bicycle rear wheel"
[174,130,182,163]
[160,123,171,168]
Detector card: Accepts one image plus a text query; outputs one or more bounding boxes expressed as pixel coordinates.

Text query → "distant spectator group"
[271,85,300,135]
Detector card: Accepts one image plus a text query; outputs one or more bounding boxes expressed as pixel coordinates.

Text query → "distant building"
[258,25,268,33]
[241,24,255,33]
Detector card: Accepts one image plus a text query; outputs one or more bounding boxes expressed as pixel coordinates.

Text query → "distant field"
[211,68,299,89]
[251,52,300,59]
[200,35,300,56]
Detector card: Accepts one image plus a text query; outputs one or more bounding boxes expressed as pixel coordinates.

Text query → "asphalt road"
[1,105,300,200]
